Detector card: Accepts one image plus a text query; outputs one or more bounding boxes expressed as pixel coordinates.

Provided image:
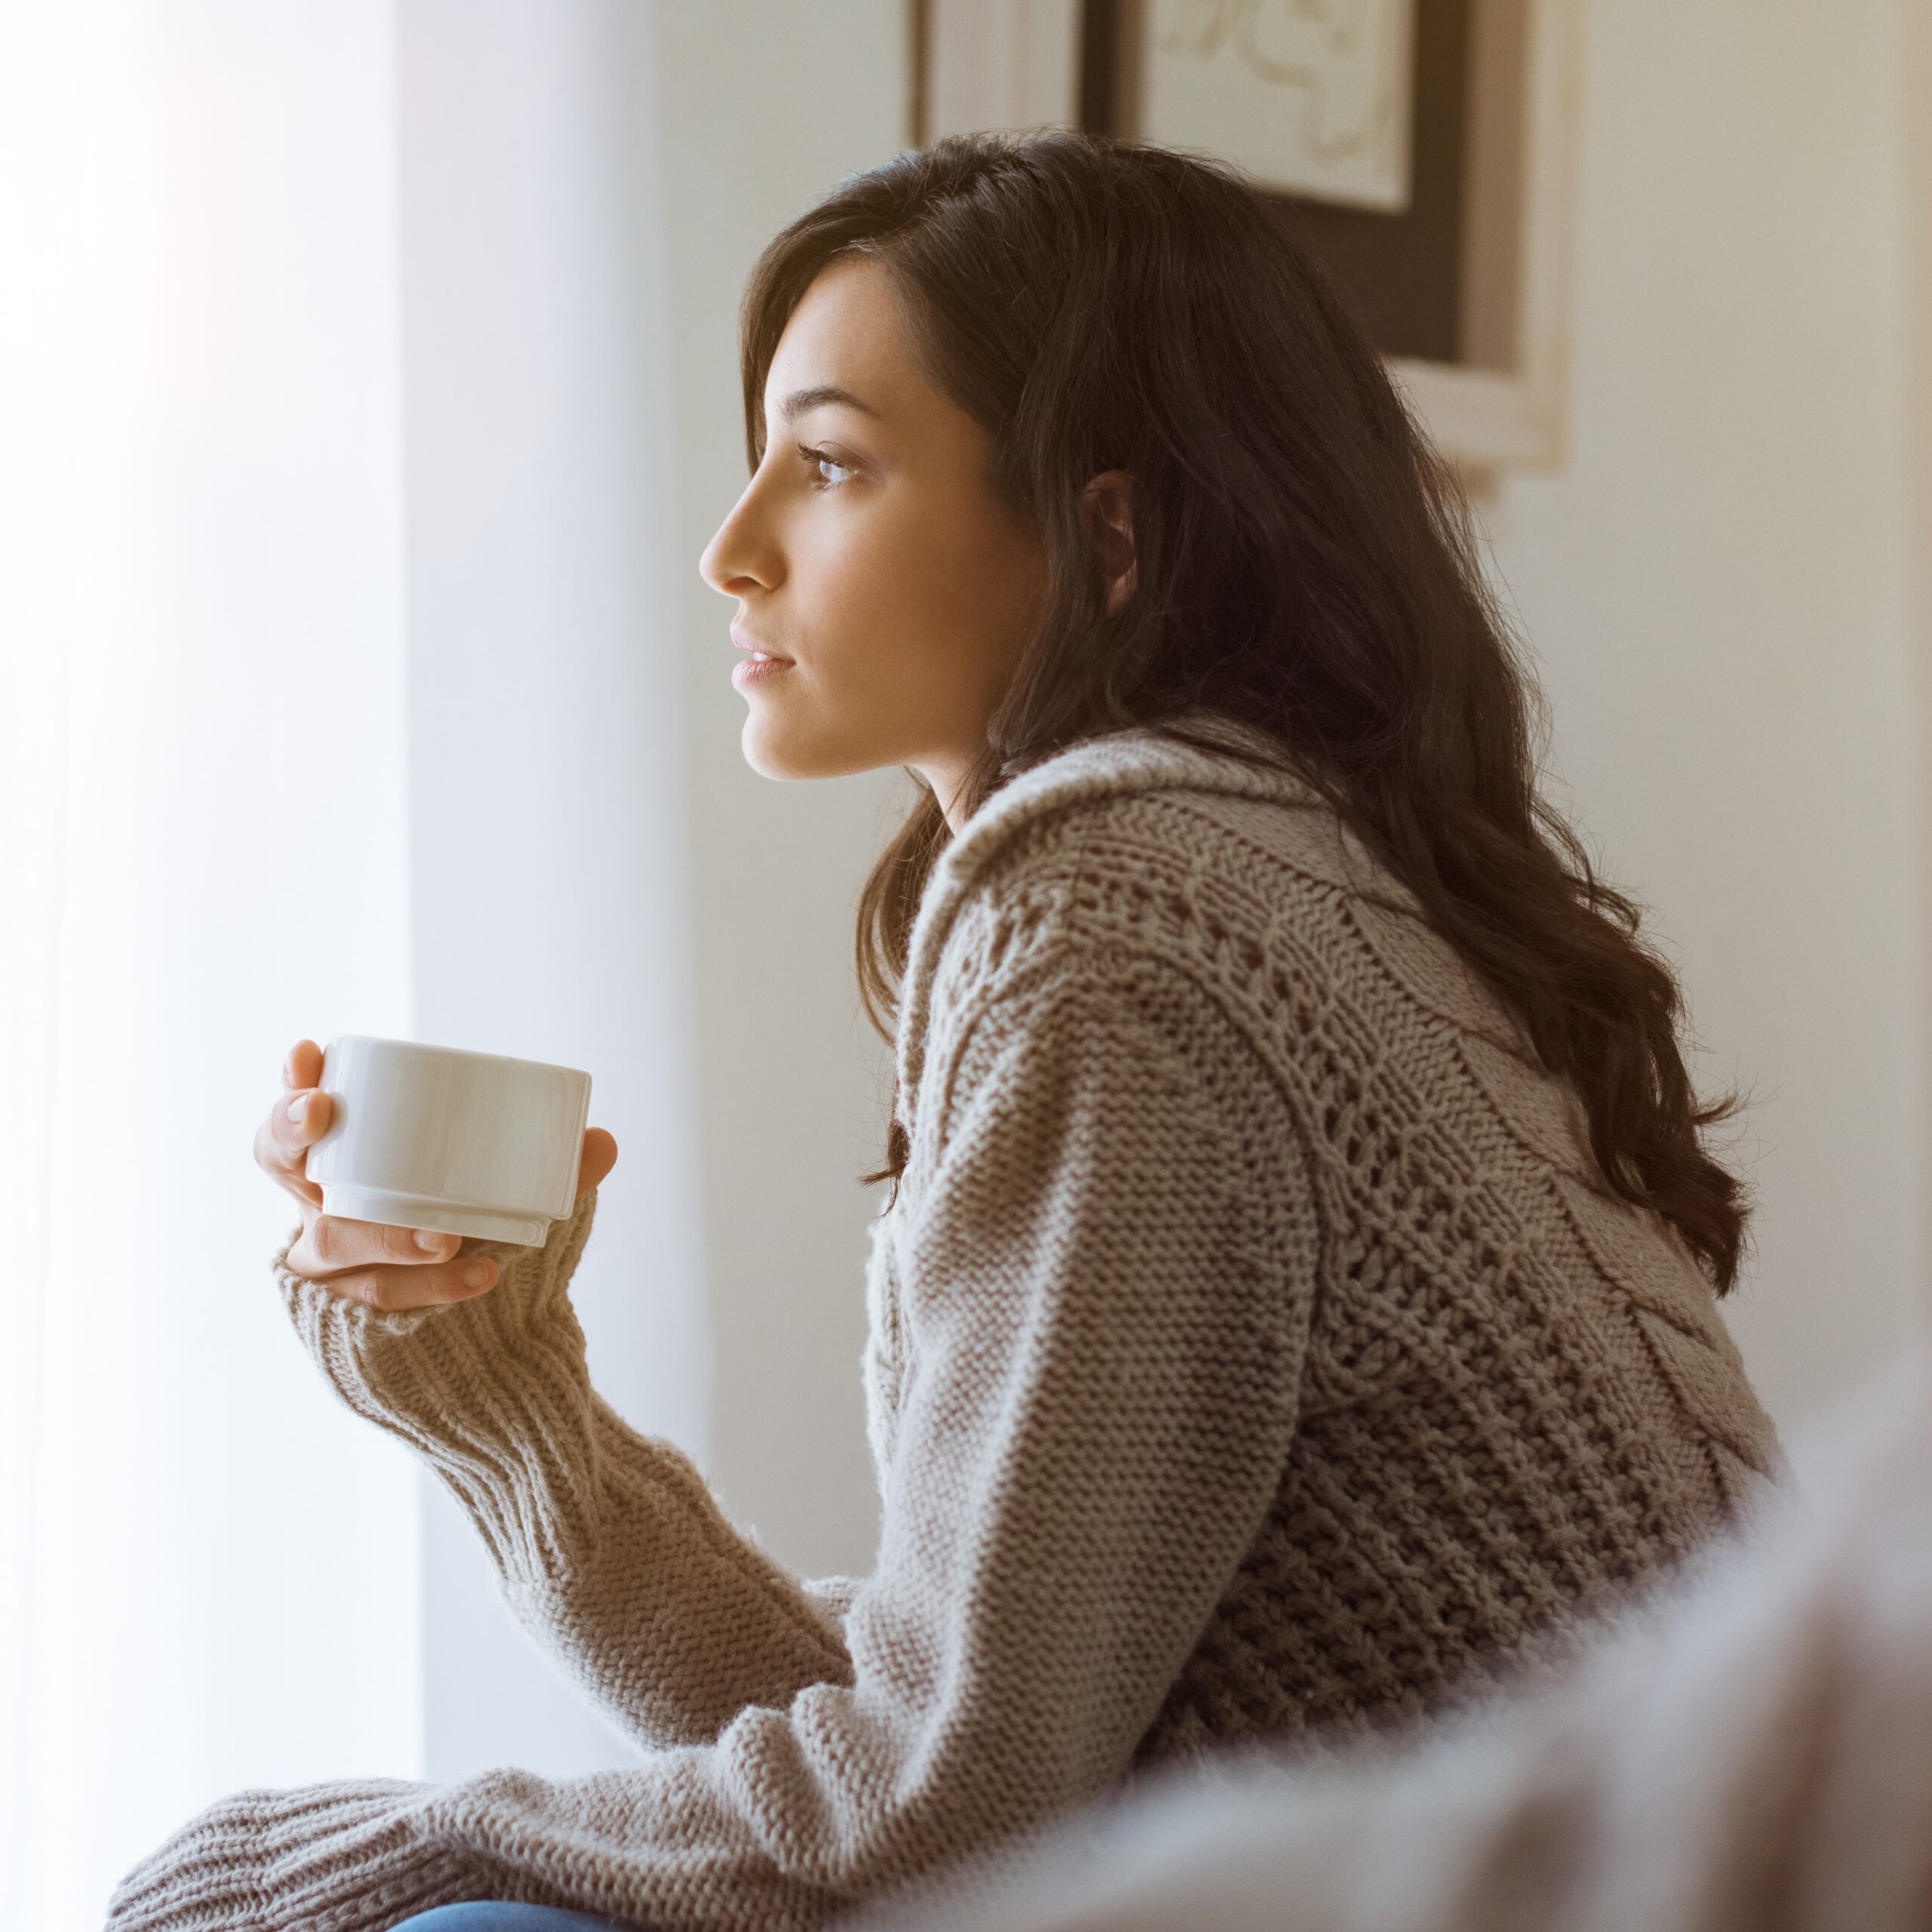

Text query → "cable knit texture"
[107,719,1781,1932]
[857,1360,1932,1932]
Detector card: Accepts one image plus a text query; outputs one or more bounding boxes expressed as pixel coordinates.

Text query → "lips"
[732,655,792,689]
[731,626,793,666]
[731,625,794,692]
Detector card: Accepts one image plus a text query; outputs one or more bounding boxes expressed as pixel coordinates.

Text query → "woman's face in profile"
[698,257,1047,818]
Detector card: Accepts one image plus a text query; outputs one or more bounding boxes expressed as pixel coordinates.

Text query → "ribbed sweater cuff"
[104,1780,470,1932]
[272,1190,605,1587]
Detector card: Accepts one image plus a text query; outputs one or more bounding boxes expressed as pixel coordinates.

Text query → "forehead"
[764,257,926,411]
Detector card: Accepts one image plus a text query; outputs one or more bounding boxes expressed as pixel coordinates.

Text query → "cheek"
[738,485,1048,786]
[810,496,1039,702]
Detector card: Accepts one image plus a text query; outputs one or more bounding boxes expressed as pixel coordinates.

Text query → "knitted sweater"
[863,1358,1932,1932]
[108,721,1781,1932]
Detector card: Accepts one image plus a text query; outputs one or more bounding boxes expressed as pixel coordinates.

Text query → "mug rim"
[323,1033,592,1084]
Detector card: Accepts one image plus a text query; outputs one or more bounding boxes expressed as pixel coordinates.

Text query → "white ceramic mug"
[303,1035,592,1247]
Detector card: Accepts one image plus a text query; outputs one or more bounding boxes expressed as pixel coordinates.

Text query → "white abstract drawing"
[1140,0,1417,211]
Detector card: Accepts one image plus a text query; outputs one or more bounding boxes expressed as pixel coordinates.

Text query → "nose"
[699,478,781,598]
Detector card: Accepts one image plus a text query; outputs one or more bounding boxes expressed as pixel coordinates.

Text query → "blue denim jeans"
[392,1908,641,1931]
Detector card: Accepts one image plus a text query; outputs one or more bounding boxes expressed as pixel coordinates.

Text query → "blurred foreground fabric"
[857,1347,1932,1932]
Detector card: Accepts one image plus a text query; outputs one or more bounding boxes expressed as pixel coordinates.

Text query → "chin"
[739,707,898,786]
[740,709,835,783]
[740,715,798,780]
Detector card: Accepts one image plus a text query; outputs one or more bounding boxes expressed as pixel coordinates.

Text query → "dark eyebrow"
[777,383,882,424]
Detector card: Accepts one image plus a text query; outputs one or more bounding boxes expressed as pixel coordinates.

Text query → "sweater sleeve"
[107,949,1321,1932]
[266,1186,855,1753]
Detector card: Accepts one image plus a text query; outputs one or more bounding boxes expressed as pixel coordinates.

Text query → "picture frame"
[916,0,1583,476]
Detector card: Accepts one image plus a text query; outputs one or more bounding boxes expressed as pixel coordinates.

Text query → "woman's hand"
[256,1036,620,1312]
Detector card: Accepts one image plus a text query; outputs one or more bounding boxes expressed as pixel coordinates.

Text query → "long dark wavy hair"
[738,129,1751,1294]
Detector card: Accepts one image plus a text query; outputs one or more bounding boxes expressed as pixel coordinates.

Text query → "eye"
[799,443,857,490]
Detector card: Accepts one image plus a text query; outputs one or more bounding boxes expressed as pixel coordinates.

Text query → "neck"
[913,756,973,835]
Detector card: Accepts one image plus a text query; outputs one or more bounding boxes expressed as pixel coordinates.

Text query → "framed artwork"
[915,0,1582,475]
[1135,0,1419,213]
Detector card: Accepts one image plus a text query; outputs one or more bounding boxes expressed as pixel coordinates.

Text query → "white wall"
[365,0,906,1786]
[396,0,706,1778]
[1906,0,1932,1220]
[1482,0,1930,1441]
[653,0,912,1581]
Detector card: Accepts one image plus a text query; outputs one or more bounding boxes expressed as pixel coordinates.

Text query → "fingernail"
[287,1096,309,1125]
[414,1229,453,1254]
[461,1260,495,1289]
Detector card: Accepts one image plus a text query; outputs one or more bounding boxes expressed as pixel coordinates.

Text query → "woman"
[111,131,1780,1932]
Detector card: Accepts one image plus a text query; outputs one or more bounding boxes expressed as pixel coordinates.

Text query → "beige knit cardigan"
[108,721,1780,1932]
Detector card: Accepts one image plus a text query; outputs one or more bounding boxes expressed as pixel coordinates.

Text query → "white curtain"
[0,7,421,1925]
[0,5,700,1925]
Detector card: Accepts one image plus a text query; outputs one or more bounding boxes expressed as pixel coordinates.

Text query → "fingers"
[286,1213,483,1278]
[255,1080,331,1204]
[282,1038,324,1092]
[285,1213,500,1310]
[578,1127,619,1198]
[297,1253,501,1312]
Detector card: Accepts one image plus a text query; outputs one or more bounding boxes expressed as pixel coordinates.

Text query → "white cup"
[303,1035,592,1247]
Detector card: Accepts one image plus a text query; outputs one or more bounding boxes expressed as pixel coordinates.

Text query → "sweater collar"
[893,714,1327,1121]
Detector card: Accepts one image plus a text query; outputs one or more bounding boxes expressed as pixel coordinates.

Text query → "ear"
[1081,469,1138,617]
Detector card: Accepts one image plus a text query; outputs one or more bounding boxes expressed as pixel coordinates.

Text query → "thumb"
[578,1127,619,1198]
